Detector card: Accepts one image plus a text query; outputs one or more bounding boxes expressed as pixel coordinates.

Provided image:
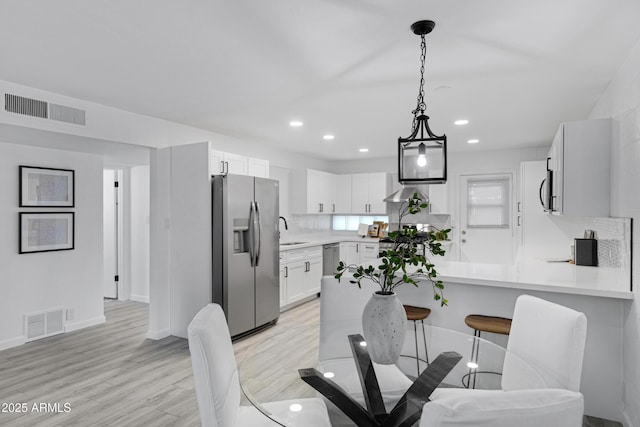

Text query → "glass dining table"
[235,322,546,427]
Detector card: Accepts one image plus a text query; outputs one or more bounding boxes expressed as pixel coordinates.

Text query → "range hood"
[383,186,428,203]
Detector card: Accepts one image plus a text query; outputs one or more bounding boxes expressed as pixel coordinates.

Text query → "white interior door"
[459,173,514,264]
[103,169,121,299]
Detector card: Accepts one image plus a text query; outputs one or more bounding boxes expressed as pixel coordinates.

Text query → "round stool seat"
[403,305,431,321]
[465,314,512,335]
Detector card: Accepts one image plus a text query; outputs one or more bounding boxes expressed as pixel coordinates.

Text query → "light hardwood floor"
[0,298,621,426]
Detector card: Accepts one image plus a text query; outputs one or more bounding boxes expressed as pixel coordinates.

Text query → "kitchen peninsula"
[282,233,631,422]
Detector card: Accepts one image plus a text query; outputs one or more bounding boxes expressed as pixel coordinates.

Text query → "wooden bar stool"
[464,314,512,389]
[403,305,431,377]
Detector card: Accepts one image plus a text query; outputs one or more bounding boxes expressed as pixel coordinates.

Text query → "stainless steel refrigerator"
[212,174,280,338]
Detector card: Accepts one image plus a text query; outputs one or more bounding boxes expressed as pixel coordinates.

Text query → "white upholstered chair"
[421,294,588,427]
[318,275,413,412]
[187,303,331,427]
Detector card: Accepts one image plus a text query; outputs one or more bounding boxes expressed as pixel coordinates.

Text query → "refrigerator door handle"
[255,201,262,266]
[248,201,256,267]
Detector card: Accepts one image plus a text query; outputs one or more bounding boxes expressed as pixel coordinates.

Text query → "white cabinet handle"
[285,266,288,278]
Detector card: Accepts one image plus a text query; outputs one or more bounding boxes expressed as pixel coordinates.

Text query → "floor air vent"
[24,308,65,342]
[4,93,86,126]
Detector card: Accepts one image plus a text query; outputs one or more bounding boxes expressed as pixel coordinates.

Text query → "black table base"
[300,334,462,427]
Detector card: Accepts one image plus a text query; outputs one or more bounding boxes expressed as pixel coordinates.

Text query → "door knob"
[461,239,466,243]
[461,230,466,235]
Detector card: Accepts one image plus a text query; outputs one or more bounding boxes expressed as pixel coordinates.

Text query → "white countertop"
[434,260,633,300]
[279,233,379,251]
[279,233,633,300]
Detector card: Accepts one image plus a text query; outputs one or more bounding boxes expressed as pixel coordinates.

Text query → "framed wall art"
[19,166,75,207]
[19,212,75,254]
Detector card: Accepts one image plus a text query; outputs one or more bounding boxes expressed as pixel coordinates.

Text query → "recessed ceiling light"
[454,119,469,125]
[468,139,479,144]
[359,148,369,153]
[289,120,303,127]
[323,134,335,140]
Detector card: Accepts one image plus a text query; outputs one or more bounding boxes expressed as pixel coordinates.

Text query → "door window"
[466,178,510,228]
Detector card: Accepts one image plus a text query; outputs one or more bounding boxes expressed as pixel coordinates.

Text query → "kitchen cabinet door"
[223,152,248,175]
[306,256,323,295]
[367,173,388,214]
[211,149,269,177]
[351,173,370,213]
[427,182,449,214]
[358,242,380,266]
[248,157,270,178]
[334,174,352,213]
[317,170,335,213]
[210,149,225,175]
[291,169,336,214]
[547,119,610,216]
[351,173,388,214]
[285,260,307,304]
[339,242,359,267]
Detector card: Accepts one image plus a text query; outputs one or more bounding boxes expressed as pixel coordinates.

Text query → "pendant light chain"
[411,33,428,133]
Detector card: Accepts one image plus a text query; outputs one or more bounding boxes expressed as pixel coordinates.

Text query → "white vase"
[361,291,407,365]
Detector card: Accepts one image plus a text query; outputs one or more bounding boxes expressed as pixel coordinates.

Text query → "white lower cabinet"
[358,242,379,266]
[339,241,380,267]
[280,246,323,308]
[339,242,359,266]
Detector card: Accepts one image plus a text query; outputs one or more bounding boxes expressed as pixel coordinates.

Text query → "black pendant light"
[398,20,447,184]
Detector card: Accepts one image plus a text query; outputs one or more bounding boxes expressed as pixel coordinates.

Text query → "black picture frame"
[19,212,75,254]
[19,166,75,207]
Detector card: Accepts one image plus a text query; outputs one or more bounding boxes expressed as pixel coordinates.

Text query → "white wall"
[130,165,150,302]
[589,36,640,427]
[0,141,105,350]
[0,79,334,172]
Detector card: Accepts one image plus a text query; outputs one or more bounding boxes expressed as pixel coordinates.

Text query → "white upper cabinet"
[248,157,270,178]
[210,149,269,177]
[291,168,336,214]
[351,173,388,214]
[427,183,449,214]
[547,119,611,217]
[223,152,249,175]
[291,170,388,215]
[334,174,352,214]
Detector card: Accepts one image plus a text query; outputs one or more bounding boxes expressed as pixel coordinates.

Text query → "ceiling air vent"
[49,103,86,126]
[5,93,48,119]
[4,93,86,126]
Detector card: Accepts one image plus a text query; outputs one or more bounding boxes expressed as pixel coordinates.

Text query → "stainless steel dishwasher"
[322,243,340,275]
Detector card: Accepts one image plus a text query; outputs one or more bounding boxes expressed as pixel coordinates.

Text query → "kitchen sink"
[280,241,308,246]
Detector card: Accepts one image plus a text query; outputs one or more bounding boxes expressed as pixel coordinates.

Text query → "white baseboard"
[64,316,106,333]
[147,328,170,340]
[0,335,27,351]
[130,294,150,303]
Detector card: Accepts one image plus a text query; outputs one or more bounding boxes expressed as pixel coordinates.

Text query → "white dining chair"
[188,303,331,427]
[421,294,587,427]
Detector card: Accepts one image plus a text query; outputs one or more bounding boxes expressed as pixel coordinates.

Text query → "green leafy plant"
[335,192,450,306]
